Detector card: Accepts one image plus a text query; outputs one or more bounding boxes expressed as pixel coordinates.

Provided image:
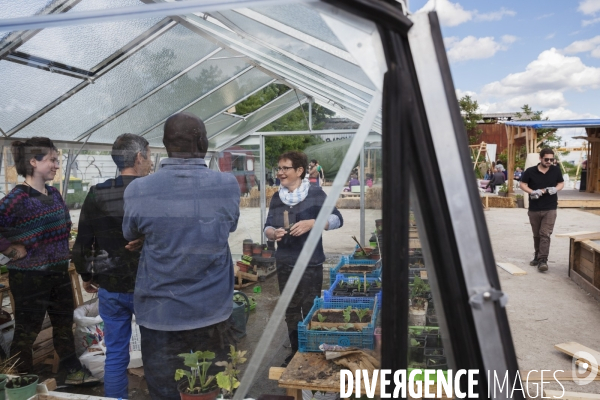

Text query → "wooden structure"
[504,120,600,194]
[469,141,487,171]
[564,232,600,303]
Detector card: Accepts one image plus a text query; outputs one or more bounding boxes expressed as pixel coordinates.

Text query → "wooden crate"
[569,236,600,303]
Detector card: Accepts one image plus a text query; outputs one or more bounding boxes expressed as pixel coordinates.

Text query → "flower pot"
[261,250,273,258]
[242,239,253,256]
[0,374,8,400]
[498,191,507,197]
[516,198,524,208]
[408,301,428,326]
[252,244,262,256]
[5,375,38,400]
[177,381,220,400]
[375,219,383,234]
[374,327,382,353]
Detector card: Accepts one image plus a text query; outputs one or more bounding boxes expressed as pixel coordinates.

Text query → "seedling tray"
[324,274,382,301]
[298,296,379,352]
[329,256,381,282]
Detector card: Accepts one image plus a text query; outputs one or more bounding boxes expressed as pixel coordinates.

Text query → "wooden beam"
[522,370,600,382]
[544,390,600,399]
[497,262,527,276]
[556,231,597,238]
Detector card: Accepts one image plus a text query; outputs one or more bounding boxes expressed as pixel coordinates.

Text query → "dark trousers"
[9,270,79,373]
[528,209,558,260]
[276,264,323,353]
[140,317,236,400]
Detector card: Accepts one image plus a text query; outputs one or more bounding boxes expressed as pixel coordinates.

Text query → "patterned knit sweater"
[0,185,72,272]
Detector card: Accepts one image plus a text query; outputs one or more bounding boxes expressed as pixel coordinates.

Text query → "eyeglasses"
[543,158,554,162]
[277,166,295,172]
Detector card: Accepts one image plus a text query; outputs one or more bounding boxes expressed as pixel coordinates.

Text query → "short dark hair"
[111,134,149,171]
[11,137,57,177]
[163,112,208,159]
[540,148,554,158]
[279,151,308,179]
[311,159,317,164]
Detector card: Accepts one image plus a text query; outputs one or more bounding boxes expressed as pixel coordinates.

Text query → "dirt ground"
[53,206,600,398]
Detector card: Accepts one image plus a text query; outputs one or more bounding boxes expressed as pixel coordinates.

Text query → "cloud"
[537,13,554,20]
[578,0,600,15]
[455,89,477,99]
[445,36,513,62]
[563,35,600,57]
[582,17,600,26]
[417,0,515,27]
[481,49,600,96]
[475,7,516,21]
[546,33,556,40]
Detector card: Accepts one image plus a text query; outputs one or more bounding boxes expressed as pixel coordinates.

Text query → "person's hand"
[289,219,315,236]
[82,280,98,293]
[2,244,26,260]
[271,228,287,241]
[546,187,557,195]
[530,189,544,199]
[125,237,145,252]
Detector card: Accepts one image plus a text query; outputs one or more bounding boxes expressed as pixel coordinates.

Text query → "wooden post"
[506,125,515,194]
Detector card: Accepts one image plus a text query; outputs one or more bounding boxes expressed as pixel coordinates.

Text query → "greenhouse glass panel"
[182,69,273,122]
[13,24,220,141]
[0,0,52,40]
[250,4,345,50]
[90,51,255,142]
[19,0,162,70]
[0,60,81,132]
[214,10,374,92]
[210,90,305,150]
[205,114,242,137]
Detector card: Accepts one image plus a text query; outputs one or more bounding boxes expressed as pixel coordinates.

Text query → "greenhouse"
[0,1,527,399]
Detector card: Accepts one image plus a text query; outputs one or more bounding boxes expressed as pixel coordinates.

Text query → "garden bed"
[329,256,381,282]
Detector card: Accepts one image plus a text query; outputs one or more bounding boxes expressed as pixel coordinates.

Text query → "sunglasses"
[543,158,554,162]
[277,166,295,172]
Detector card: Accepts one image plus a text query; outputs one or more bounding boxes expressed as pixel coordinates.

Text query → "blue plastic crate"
[298,296,379,352]
[349,245,380,261]
[324,274,382,301]
[329,256,381,282]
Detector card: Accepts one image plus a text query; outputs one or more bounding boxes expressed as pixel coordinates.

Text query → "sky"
[410,0,600,146]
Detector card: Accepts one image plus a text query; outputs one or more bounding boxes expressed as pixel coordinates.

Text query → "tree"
[515,104,561,149]
[458,95,483,144]
[234,84,334,169]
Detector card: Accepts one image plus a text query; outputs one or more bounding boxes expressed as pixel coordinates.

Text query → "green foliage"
[515,104,561,149]
[343,306,352,323]
[215,345,247,396]
[317,313,326,323]
[411,277,430,299]
[355,308,369,322]
[174,351,216,393]
[338,323,354,331]
[458,95,483,144]
[498,183,508,193]
[233,83,331,169]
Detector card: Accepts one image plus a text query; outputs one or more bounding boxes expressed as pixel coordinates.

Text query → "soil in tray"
[339,264,377,273]
[311,309,372,324]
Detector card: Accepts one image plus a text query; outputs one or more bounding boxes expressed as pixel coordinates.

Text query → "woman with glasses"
[0,137,97,384]
[264,151,343,366]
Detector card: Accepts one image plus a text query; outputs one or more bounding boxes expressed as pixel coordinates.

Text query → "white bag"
[79,343,107,379]
[73,300,104,358]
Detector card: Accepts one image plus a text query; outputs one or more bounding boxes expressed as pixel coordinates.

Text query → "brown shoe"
[529,253,539,266]
[537,259,548,272]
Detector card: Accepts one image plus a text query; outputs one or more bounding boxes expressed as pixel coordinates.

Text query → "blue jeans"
[98,288,134,399]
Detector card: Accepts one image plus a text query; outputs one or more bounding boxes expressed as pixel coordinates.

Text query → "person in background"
[315,160,325,186]
[264,151,343,366]
[308,160,320,187]
[0,137,98,385]
[514,167,523,181]
[484,168,492,180]
[366,173,374,188]
[486,165,506,193]
[72,134,152,399]
[348,174,360,191]
[520,148,564,272]
[123,112,240,400]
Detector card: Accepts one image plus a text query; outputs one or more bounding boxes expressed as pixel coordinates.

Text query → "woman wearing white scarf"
[264,151,343,365]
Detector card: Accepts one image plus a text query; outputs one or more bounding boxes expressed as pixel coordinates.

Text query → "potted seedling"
[498,183,508,197]
[175,351,219,400]
[409,277,430,326]
[515,194,524,208]
[215,346,247,398]
[310,305,372,331]
[5,375,38,400]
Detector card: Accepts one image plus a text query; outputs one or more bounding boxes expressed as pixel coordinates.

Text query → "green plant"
[6,375,37,388]
[215,345,247,396]
[338,323,354,331]
[342,306,352,323]
[411,277,430,299]
[317,313,326,323]
[498,183,508,193]
[355,308,369,322]
[410,338,419,347]
[174,351,216,394]
[363,280,370,291]
[515,194,523,199]
[375,280,382,288]
[356,280,362,292]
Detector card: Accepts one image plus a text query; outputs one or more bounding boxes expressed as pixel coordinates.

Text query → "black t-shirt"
[521,164,564,211]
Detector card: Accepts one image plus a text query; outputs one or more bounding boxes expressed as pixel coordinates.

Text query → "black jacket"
[265,186,343,266]
[72,176,141,293]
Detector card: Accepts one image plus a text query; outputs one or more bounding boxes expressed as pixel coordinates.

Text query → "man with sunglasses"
[520,148,564,272]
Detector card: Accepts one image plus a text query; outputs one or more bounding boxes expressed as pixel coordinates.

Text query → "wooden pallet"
[234,270,259,289]
[555,342,600,374]
[568,236,600,302]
